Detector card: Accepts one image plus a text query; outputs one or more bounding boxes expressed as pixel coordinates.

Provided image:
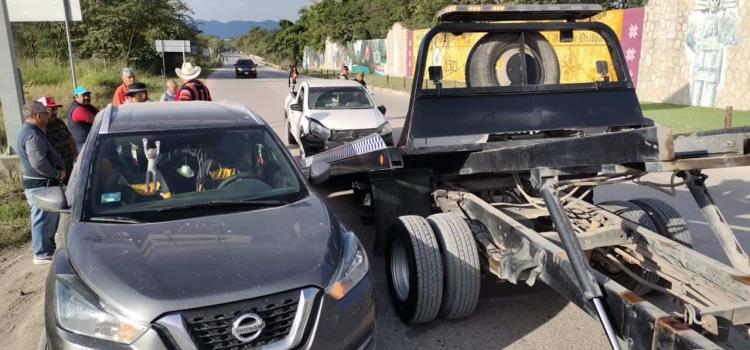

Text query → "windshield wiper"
[155,199,290,212]
[89,216,143,224]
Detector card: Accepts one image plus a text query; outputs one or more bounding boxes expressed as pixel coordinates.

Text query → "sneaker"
[33,255,53,265]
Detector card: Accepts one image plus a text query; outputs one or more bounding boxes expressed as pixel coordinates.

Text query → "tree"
[238,0,649,66]
[12,0,200,70]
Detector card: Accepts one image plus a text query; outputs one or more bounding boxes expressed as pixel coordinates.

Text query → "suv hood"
[309,109,385,130]
[66,195,342,323]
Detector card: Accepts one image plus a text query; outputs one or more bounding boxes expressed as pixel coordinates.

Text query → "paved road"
[209,57,616,349]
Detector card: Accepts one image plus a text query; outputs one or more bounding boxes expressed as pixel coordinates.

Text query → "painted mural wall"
[304,39,387,76]
[307,9,645,83]
[305,2,749,109]
[637,0,748,109]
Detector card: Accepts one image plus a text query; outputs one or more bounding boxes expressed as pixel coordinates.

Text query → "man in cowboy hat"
[125,82,150,103]
[176,62,212,101]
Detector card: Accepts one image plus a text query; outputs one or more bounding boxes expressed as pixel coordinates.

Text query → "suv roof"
[100,101,264,134]
[304,80,365,88]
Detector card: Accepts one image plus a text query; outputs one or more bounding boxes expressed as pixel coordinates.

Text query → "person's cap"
[36,96,63,109]
[126,82,148,96]
[24,101,48,117]
[74,86,91,96]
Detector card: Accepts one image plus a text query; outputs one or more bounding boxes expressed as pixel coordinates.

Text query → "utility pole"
[0,0,24,153]
[62,0,77,89]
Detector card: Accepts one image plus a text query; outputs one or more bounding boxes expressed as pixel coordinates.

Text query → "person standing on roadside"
[289,64,299,88]
[16,101,66,265]
[354,72,367,88]
[68,87,99,151]
[160,79,179,102]
[112,67,136,106]
[125,83,150,103]
[176,62,212,101]
[338,65,349,80]
[37,97,77,184]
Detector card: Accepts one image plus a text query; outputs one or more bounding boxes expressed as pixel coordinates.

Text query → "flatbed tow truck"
[302,5,750,349]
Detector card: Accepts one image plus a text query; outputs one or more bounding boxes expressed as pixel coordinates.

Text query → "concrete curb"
[369,86,410,97]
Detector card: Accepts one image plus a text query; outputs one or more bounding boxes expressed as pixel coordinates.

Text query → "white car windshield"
[308,87,374,110]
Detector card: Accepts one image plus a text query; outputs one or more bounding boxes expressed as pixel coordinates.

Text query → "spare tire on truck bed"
[466,32,560,87]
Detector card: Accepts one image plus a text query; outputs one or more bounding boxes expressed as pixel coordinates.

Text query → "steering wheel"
[216,174,239,189]
[216,171,258,189]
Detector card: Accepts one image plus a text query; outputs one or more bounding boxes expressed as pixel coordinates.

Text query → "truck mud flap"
[370,168,434,255]
[301,133,402,177]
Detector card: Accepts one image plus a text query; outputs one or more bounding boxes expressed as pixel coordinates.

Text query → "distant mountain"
[198,20,279,39]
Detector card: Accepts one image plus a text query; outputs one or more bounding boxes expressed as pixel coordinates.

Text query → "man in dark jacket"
[38,96,77,184]
[176,62,212,101]
[68,86,99,151]
[16,101,66,264]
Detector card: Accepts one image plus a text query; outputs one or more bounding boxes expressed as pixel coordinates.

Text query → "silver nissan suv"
[31,101,375,349]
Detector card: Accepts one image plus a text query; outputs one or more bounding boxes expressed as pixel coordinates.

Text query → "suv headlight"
[55,275,148,344]
[309,119,331,140]
[326,230,369,300]
[377,122,392,135]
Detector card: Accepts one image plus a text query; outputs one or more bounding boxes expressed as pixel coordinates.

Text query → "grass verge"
[0,178,29,250]
[641,103,750,134]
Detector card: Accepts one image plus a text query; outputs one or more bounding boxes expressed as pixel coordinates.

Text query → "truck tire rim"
[390,239,410,302]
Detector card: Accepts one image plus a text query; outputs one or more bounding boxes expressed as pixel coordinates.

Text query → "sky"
[184,0,311,22]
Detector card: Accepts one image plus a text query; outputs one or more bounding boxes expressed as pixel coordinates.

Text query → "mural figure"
[686,0,740,107]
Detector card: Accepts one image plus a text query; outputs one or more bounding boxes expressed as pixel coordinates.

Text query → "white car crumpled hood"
[308,109,386,130]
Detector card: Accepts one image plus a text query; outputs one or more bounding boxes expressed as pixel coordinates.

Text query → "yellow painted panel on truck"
[409,9,625,85]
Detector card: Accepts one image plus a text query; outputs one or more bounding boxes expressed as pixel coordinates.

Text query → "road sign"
[155,40,191,53]
[7,0,81,22]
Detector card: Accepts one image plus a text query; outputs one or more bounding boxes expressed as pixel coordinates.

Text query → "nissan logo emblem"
[231,313,265,343]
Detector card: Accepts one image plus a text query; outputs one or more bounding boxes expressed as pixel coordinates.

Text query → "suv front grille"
[331,128,378,141]
[183,289,301,350]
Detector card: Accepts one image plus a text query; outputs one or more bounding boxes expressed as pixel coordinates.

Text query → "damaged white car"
[284,80,393,157]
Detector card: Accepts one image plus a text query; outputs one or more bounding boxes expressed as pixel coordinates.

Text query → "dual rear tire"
[386,214,481,324]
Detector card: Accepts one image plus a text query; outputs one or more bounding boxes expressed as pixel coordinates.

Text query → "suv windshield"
[84,127,305,221]
[308,87,374,110]
[236,59,254,66]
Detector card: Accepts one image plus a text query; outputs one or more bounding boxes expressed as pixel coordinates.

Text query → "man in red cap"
[37,96,77,184]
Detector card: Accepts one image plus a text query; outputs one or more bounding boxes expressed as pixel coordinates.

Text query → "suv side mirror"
[290,103,303,112]
[309,162,331,185]
[28,186,70,213]
[428,66,443,83]
[377,105,386,115]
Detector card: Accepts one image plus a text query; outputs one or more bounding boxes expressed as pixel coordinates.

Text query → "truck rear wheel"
[386,216,444,324]
[629,198,693,248]
[427,213,481,320]
[599,201,661,295]
[466,32,560,88]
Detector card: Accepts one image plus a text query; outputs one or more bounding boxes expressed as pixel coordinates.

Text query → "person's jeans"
[24,189,59,257]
